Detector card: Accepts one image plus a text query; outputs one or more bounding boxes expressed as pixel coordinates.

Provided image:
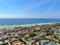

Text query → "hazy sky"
[0,0,60,18]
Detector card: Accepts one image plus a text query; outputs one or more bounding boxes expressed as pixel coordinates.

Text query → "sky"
[0,0,60,18]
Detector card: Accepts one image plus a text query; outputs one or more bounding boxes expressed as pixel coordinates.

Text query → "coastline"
[0,22,60,29]
[0,22,60,45]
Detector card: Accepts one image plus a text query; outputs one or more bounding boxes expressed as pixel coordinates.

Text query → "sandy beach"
[0,22,60,29]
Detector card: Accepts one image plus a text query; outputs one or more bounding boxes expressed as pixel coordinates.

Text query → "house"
[5,40,9,43]
[46,35,53,40]
[41,40,49,45]
[12,41,24,45]
[0,41,3,44]
[0,36,4,41]
[17,31,25,35]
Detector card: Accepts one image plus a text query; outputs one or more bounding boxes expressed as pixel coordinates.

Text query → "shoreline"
[0,22,60,29]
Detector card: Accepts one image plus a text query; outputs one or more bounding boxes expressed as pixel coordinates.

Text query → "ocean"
[0,18,60,26]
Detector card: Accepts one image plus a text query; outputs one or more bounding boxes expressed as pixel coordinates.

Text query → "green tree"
[29,33,36,37]
[58,38,60,43]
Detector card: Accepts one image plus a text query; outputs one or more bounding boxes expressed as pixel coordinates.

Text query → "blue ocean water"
[0,18,60,26]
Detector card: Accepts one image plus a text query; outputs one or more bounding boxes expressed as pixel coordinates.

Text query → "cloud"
[41,0,60,18]
[0,14,33,18]
[21,0,54,12]
[44,0,56,13]
[0,14,20,18]
[0,0,59,18]
[0,11,60,18]
[49,11,60,18]
[40,10,60,18]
